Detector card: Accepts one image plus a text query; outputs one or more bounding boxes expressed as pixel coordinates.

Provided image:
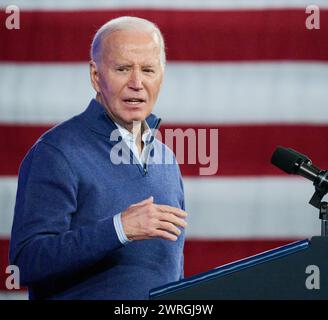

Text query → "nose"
[128,69,143,91]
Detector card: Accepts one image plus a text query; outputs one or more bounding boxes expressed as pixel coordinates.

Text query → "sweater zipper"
[142,118,162,176]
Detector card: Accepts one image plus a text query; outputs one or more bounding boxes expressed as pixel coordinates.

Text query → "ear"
[89,60,101,93]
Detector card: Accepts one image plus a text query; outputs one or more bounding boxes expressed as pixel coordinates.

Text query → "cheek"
[100,72,119,92]
[150,82,162,99]
[112,79,128,96]
[101,80,120,101]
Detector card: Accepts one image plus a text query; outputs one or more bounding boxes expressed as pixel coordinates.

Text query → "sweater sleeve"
[9,141,123,286]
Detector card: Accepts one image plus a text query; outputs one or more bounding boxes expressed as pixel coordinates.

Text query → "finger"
[130,196,154,207]
[158,221,182,237]
[159,212,188,228]
[154,229,178,241]
[156,204,187,218]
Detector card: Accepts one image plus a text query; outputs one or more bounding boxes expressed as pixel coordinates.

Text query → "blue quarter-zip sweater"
[10,99,185,300]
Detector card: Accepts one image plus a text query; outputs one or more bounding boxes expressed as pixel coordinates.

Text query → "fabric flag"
[0,0,328,299]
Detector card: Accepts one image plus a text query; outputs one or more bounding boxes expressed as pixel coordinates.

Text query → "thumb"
[131,196,154,207]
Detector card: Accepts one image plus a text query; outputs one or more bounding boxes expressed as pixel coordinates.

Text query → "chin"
[126,111,149,123]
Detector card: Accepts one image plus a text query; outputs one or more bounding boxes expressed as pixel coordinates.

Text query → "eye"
[116,66,129,72]
[143,68,155,74]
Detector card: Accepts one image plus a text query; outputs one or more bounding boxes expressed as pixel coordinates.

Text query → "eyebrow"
[115,64,133,68]
[115,63,156,68]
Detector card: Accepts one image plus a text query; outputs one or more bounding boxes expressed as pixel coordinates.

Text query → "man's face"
[90,29,164,130]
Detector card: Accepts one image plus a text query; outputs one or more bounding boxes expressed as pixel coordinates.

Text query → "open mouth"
[122,98,146,105]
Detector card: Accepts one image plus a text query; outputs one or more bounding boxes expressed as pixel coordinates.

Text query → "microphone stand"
[320,202,328,237]
[309,187,328,237]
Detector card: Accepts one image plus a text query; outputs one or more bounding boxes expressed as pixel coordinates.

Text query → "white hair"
[90,16,166,68]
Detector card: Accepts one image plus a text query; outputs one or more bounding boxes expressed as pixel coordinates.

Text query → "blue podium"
[150,237,328,299]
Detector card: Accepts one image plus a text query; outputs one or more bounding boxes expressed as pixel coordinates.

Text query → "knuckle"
[145,228,154,237]
[146,206,155,217]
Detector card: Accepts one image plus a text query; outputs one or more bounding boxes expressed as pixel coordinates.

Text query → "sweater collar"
[80,98,160,137]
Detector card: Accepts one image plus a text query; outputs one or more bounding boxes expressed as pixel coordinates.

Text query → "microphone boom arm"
[271,146,328,236]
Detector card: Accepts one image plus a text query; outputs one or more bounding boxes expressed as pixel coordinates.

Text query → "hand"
[121,196,188,241]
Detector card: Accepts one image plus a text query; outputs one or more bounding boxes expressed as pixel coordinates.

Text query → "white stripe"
[1,0,327,10]
[1,63,328,124]
[0,176,321,238]
[0,292,28,300]
[184,177,320,238]
[0,178,16,237]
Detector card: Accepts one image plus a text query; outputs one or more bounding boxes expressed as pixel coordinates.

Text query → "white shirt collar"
[115,121,152,144]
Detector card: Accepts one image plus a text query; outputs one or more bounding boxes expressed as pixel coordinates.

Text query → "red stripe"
[0,237,297,291]
[1,123,328,176]
[0,124,46,176]
[0,238,12,291]
[1,9,327,62]
[174,123,328,177]
[184,238,299,276]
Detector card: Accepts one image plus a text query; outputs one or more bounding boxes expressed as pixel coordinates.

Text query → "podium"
[150,237,328,299]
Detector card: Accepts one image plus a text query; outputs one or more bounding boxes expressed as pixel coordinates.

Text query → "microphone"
[271,146,328,208]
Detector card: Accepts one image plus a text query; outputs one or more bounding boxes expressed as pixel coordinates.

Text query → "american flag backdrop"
[0,0,328,299]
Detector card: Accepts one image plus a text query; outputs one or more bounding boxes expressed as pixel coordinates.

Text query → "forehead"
[101,29,161,64]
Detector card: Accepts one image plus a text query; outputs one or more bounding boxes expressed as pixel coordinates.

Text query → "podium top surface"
[150,239,309,299]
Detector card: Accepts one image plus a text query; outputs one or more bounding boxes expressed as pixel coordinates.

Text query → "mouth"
[122,98,146,106]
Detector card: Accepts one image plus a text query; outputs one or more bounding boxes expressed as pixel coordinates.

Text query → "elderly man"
[10,16,187,300]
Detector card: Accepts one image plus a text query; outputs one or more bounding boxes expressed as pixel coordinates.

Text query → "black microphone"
[271,146,328,208]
